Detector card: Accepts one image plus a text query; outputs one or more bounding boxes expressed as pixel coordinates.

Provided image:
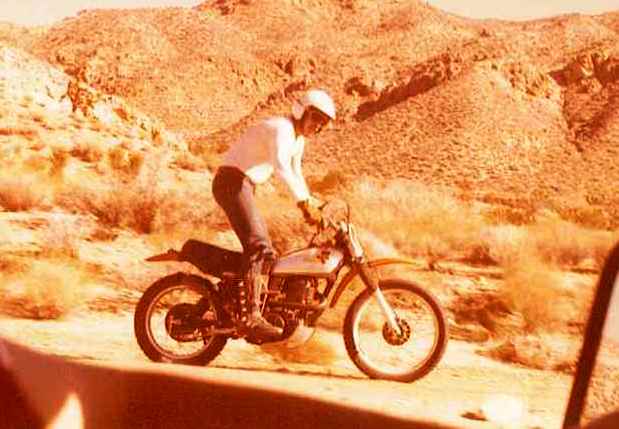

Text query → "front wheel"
[343,279,447,382]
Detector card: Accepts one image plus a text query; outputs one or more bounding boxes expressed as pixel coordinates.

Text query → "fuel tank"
[271,248,344,277]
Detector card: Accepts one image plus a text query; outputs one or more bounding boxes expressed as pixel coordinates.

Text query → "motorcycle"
[134,200,448,382]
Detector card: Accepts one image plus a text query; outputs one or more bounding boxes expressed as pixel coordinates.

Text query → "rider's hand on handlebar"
[307,195,326,209]
[297,198,323,226]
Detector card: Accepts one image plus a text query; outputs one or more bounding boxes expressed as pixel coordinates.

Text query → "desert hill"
[1,1,617,220]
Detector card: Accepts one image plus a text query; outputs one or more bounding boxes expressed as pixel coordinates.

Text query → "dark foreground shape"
[0,337,458,429]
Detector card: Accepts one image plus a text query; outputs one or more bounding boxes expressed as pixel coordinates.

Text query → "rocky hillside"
[0,0,618,219]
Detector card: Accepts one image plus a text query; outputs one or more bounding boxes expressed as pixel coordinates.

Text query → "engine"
[260,277,326,347]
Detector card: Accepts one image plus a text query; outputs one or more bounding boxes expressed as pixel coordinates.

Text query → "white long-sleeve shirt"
[222,117,310,202]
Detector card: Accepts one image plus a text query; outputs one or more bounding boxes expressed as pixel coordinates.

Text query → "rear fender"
[146,240,243,278]
[148,272,222,306]
[329,258,418,308]
[145,249,180,262]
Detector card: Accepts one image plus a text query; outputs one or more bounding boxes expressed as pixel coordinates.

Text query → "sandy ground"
[0,309,574,429]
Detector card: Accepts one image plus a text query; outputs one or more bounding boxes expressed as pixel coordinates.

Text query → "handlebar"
[307,199,350,246]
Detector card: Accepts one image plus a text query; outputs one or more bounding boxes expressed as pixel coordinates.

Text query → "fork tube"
[373,288,401,336]
[359,263,401,335]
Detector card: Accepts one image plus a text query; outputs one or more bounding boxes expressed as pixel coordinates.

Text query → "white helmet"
[292,89,336,120]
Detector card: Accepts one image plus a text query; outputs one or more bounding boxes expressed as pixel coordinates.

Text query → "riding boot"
[245,257,282,339]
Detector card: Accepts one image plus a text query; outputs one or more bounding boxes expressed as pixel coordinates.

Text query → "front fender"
[367,258,418,270]
[329,258,418,308]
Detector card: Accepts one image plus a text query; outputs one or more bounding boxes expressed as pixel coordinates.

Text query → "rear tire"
[343,279,447,382]
[134,273,227,366]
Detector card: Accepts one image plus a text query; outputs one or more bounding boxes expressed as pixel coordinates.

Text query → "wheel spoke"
[146,285,216,360]
[352,285,442,378]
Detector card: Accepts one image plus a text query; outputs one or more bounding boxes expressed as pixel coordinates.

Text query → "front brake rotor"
[382,317,412,346]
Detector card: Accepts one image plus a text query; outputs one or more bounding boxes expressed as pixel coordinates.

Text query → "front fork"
[358,263,402,336]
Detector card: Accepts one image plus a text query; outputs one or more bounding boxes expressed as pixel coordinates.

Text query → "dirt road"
[0,309,573,429]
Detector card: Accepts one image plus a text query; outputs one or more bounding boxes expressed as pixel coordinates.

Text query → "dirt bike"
[134,200,448,382]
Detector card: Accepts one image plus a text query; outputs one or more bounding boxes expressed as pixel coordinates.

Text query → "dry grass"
[323,177,617,271]
[54,168,218,236]
[342,177,487,263]
[0,258,86,320]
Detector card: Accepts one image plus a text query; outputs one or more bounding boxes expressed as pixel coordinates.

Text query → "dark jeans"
[211,167,275,270]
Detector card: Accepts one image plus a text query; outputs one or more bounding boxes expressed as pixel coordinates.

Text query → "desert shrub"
[474,224,531,266]
[479,333,579,373]
[307,169,353,196]
[498,254,586,333]
[555,205,612,230]
[0,254,28,276]
[70,142,104,163]
[172,151,207,172]
[40,215,80,258]
[0,172,47,211]
[261,204,309,253]
[31,112,46,124]
[499,247,594,333]
[152,186,220,234]
[50,148,69,178]
[476,216,615,270]
[0,258,85,319]
[530,218,615,268]
[95,185,162,234]
[55,179,162,234]
[107,145,144,177]
[188,139,225,172]
[19,94,34,106]
[55,170,221,236]
[483,205,536,226]
[0,127,38,139]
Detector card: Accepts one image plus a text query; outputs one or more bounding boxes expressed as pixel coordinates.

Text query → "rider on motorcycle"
[212,89,337,339]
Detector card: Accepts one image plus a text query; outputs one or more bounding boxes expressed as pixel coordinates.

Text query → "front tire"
[343,279,447,382]
[134,273,228,366]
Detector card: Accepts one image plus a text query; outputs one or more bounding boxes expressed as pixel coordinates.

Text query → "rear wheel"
[343,279,447,382]
[134,274,227,365]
